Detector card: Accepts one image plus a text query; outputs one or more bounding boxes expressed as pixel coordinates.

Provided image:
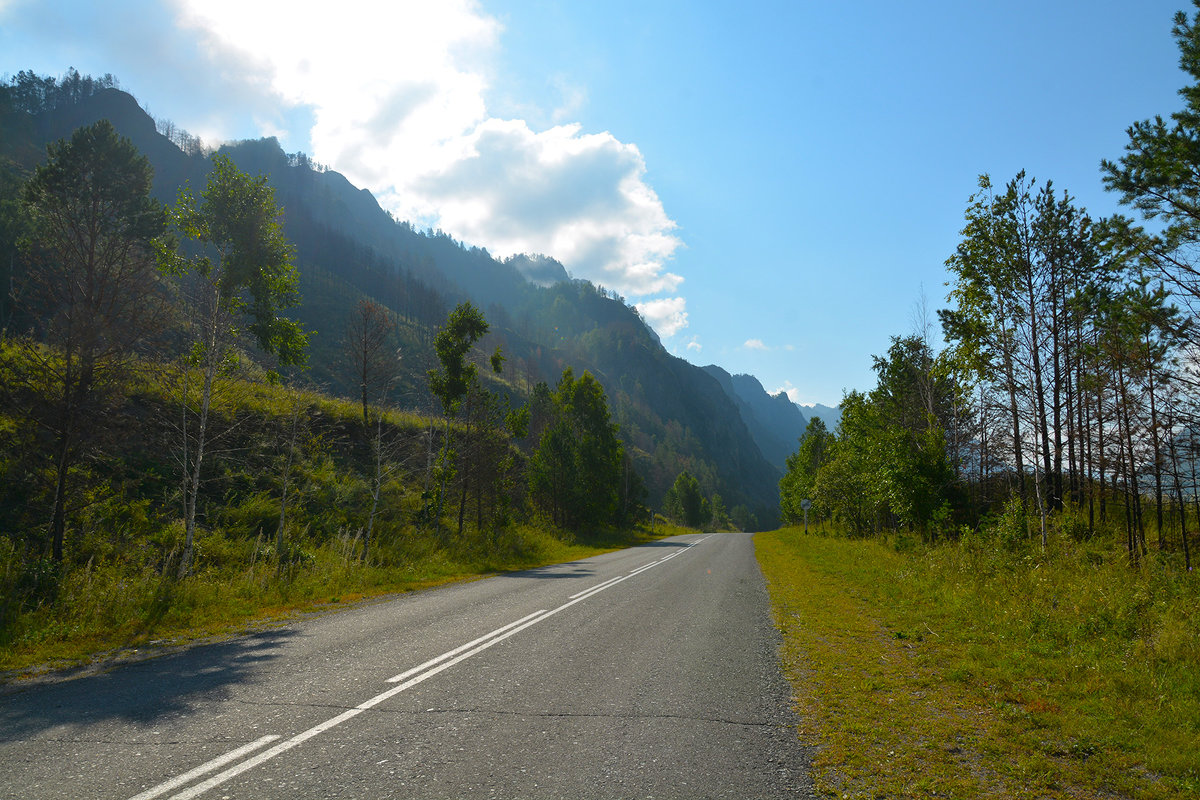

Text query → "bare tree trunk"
[1145,332,1165,547]
[1167,408,1191,571]
[363,419,383,563]
[1116,395,1136,564]
[276,393,303,565]
[180,283,221,578]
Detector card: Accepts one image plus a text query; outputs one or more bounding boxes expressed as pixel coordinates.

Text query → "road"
[0,532,815,799]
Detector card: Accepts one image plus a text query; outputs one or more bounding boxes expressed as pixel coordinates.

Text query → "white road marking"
[125,735,279,800]
[387,609,548,683]
[568,574,624,599]
[137,536,706,800]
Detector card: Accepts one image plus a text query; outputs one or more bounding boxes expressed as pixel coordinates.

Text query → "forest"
[0,74,768,665]
[780,7,1200,573]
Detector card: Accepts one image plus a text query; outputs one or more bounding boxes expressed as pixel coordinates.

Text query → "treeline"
[660,470,735,531]
[0,114,646,637]
[0,68,121,116]
[781,4,1200,570]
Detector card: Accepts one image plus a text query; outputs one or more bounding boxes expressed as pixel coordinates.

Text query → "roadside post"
[801,498,811,534]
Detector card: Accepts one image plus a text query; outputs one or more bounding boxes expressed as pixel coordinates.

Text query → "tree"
[0,163,30,335]
[943,172,1113,522]
[780,417,832,525]
[664,470,706,528]
[343,298,396,428]
[804,336,958,538]
[169,153,306,574]
[529,368,629,531]
[812,391,883,536]
[17,120,167,562]
[454,377,527,537]
[426,301,492,533]
[1102,1,1200,338]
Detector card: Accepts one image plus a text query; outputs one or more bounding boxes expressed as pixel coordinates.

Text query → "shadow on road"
[497,562,598,580]
[0,627,297,740]
[495,535,699,582]
[635,538,698,548]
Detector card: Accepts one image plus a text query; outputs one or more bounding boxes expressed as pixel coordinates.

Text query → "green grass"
[0,522,671,678]
[755,528,1200,799]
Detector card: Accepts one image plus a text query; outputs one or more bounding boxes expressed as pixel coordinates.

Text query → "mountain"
[0,74,792,528]
[701,367,807,473]
[506,254,571,287]
[798,402,842,431]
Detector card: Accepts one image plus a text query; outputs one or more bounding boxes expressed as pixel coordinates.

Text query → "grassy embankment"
[756,527,1199,799]
[0,521,676,679]
[0,342,681,678]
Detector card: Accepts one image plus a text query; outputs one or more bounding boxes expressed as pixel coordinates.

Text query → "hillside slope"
[0,79,786,526]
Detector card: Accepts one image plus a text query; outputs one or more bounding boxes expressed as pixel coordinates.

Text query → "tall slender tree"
[169,154,306,575]
[343,298,396,429]
[18,120,167,562]
[427,301,490,533]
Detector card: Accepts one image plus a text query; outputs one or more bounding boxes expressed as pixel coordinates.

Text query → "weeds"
[757,526,1199,799]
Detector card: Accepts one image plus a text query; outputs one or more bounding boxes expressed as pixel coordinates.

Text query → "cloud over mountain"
[636,296,688,338]
[174,0,685,324]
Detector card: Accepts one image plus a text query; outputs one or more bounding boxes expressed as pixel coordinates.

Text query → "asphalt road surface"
[0,532,815,799]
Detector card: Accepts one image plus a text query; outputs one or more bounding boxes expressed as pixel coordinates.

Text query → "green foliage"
[1102,2,1200,258]
[427,301,489,416]
[529,368,634,532]
[663,470,706,528]
[803,336,958,537]
[779,417,831,524]
[23,119,166,260]
[171,153,307,365]
[13,120,169,562]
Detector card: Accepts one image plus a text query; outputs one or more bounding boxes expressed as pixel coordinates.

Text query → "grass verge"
[755,528,1199,799]
[1,522,679,681]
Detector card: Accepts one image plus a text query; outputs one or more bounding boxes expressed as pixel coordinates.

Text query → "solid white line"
[627,560,661,577]
[125,735,280,800]
[386,609,547,683]
[165,611,563,799]
[568,574,625,599]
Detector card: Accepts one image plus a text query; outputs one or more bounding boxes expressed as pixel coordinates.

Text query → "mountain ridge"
[0,76,822,528]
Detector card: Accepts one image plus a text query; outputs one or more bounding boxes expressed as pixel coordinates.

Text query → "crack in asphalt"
[226,697,783,730]
[381,706,788,729]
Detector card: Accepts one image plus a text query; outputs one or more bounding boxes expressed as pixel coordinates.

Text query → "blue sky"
[0,0,1190,406]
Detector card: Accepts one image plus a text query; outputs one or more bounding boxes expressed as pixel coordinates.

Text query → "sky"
[0,0,1191,407]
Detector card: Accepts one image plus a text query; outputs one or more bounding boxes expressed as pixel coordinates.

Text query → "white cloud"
[549,74,587,123]
[744,338,768,351]
[636,297,689,338]
[172,0,684,309]
[774,380,802,404]
[686,337,702,352]
[414,119,682,295]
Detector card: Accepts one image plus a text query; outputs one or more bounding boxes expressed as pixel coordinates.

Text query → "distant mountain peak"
[701,366,807,473]
[506,253,571,287]
[796,402,842,430]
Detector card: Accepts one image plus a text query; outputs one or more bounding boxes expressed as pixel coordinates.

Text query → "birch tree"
[169,154,306,575]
